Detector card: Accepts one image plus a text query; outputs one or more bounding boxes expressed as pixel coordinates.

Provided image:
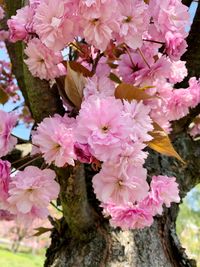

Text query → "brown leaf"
[64,62,87,109]
[0,87,9,104]
[148,123,185,164]
[33,227,52,237]
[115,83,152,101]
[69,61,93,77]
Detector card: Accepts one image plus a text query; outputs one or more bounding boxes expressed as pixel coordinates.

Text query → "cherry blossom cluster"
[7,0,188,80]
[0,0,199,230]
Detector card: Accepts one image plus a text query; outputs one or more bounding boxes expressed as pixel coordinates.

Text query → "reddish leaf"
[64,62,86,109]
[69,61,93,77]
[115,83,152,101]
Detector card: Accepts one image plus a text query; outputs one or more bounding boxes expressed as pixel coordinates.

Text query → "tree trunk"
[4,0,200,266]
[44,207,195,267]
[45,216,196,267]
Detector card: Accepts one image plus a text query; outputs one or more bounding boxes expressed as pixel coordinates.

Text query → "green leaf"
[109,73,121,84]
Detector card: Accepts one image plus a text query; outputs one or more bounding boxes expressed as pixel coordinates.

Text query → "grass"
[0,248,44,267]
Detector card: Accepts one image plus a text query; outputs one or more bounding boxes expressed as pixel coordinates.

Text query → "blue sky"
[0,2,198,140]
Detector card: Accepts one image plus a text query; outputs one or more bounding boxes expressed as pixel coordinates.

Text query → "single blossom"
[0,110,17,157]
[117,0,149,49]
[33,0,75,51]
[7,166,60,225]
[7,6,35,42]
[81,0,120,50]
[32,114,76,167]
[188,77,200,108]
[169,60,187,84]
[93,163,149,205]
[102,203,153,230]
[123,100,153,142]
[150,175,180,207]
[75,96,132,161]
[165,31,187,61]
[24,38,66,80]
[0,160,11,203]
[149,0,189,37]
[167,89,193,121]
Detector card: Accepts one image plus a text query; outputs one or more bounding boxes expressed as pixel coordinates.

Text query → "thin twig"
[11,155,42,174]
[50,201,63,213]
[137,48,151,69]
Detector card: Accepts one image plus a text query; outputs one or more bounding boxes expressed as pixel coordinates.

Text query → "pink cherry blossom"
[118,52,171,87]
[117,0,149,49]
[167,89,193,121]
[84,76,115,99]
[32,114,76,167]
[102,203,153,230]
[7,6,34,42]
[24,38,66,80]
[150,175,180,207]
[188,77,200,108]
[75,96,132,161]
[7,166,60,225]
[140,190,164,216]
[165,31,187,61]
[33,0,75,51]
[149,0,189,36]
[30,0,41,9]
[0,6,5,20]
[0,110,17,157]
[0,160,11,203]
[123,100,153,142]
[93,163,149,205]
[169,60,187,84]
[80,0,120,51]
[74,142,95,164]
[112,142,148,170]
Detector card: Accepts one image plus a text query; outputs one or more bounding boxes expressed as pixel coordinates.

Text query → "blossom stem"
[11,155,42,174]
[137,48,151,69]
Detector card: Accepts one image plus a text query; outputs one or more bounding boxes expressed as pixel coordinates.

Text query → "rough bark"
[4,0,200,266]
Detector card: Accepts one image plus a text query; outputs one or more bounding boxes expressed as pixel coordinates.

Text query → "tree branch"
[56,163,96,238]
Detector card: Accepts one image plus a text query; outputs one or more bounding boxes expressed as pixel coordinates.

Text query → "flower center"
[91,18,100,25]
[118,180,124,186]
[124,16,132,23]
[101,125,109,133]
